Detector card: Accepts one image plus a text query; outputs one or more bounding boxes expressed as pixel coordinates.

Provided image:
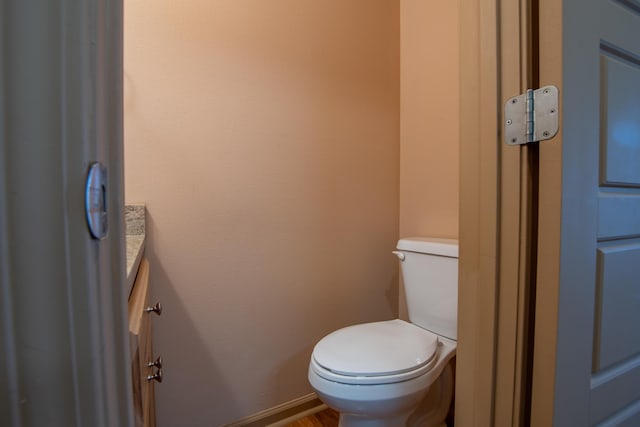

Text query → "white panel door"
[535,0,640,425]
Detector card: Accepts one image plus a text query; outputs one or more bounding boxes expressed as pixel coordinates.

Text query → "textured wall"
[400,0,459,238]
[124,1,400,425]
[399,0,459,319]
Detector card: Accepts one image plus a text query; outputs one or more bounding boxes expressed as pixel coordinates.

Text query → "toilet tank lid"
[397,237,459,258]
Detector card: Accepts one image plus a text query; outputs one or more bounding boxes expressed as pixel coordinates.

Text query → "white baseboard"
[224,393,327,427]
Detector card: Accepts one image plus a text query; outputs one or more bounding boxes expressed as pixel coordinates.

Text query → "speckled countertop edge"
[125,204,146,292]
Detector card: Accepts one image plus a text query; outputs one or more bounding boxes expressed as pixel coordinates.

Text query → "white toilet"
[308,237,458,427]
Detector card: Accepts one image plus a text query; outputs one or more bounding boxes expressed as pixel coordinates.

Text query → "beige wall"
[399,0,459,318]
[400,0,459,239]
[124,1,399,425]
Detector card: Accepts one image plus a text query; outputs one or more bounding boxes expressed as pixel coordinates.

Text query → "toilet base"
[407,363,454,427]
[334,363,454,427]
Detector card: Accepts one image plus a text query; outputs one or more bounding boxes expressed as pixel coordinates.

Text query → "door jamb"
[530,0,562,424]
[457,0,536,425]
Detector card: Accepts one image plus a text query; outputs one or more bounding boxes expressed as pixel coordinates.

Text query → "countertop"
[125,204,146,292]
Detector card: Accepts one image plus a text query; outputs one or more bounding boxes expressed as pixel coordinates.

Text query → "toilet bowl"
[308,238,458,427]
[308,319,456,427]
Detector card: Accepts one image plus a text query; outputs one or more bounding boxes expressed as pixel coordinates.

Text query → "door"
[533,0,640,425]
[0,1,131,426]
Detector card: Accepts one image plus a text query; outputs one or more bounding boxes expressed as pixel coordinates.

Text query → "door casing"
[458,0,538,425]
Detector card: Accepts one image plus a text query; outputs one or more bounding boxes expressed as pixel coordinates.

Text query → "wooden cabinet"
[128,258,161,427]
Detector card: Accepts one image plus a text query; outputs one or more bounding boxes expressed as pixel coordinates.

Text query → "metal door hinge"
[504,85,559,145]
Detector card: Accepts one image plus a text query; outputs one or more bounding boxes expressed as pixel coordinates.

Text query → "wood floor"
[285,408,339,427]
[284,407,454,426]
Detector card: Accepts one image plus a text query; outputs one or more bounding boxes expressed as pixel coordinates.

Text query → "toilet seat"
[311,319,440,385]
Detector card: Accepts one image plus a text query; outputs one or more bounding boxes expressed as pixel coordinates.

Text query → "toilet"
[308,237,458,427]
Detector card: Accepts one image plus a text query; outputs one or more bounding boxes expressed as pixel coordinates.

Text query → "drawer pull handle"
[147,356,162,369]
[147,369,163,383]
[145,302,162,316]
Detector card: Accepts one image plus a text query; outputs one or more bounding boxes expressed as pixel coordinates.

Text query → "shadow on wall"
[146,259,241,424]
[386,275,399,316]
[272,346,315,403]
[143,213,244,425]
[142,210,400,426]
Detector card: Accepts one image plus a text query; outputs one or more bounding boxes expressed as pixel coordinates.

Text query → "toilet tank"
[396,237,458,340]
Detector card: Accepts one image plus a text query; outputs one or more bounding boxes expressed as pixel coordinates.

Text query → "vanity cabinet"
[128,258,161,427]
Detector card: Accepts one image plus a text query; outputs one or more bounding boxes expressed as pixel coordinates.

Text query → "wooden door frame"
[530,0,562,424]
[457,0,537,425]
